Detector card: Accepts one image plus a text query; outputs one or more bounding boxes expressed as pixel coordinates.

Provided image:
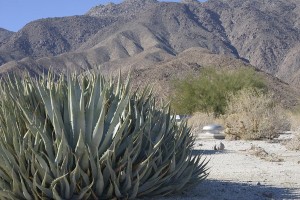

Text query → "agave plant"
[0,72,209,199]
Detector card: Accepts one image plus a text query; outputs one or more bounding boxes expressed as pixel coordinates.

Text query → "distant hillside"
[0,28,14,43]
[1,47,299,109]
[0,0,299,106]
[205,0,300,86]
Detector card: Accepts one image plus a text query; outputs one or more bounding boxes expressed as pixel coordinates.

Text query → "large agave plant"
[0,72,208,199]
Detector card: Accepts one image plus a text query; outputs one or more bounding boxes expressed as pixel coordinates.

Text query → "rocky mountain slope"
[0,28,13,43]
[205,0,300,86]
[0,0,299,104]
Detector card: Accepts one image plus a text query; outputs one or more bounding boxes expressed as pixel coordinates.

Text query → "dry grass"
[223,89,290,140]
[285,134,300,151]
[285,112,300,150]
[247,145,284,162]
[288,112,300,132]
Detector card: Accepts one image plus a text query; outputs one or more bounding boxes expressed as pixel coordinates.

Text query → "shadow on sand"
[149,179,300,200]
[192,149,233,155]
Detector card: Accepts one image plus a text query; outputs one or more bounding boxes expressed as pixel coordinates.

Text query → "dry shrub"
[223,88,290,140]
[188,112,224,135]
[248,145,283,162]
[288,112,300,132]
[285,133,300,151]
[285,113,300,150]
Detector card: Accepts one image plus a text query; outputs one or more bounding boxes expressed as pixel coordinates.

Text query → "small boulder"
[213,142,225,150]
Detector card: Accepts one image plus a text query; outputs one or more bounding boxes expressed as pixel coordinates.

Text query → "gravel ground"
[149,134,300,200]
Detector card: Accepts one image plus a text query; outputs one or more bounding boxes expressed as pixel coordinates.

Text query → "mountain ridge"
[0,0,300,106]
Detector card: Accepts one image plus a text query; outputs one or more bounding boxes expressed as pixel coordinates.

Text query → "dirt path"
[152,136,300,200]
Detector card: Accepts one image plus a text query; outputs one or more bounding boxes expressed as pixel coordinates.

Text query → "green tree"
[170,67,266,116]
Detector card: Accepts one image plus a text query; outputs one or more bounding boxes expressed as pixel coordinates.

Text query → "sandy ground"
[151,134,300,200]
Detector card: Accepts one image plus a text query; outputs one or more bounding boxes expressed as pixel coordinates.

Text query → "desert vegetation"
[170,67,266,116]
[284,111,300,150]
[223,88,290,140]
[0,73,208,199]
[171,67,298,141]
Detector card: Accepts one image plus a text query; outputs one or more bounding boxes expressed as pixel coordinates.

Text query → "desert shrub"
[287,111,300,132]
[223,88,290,140]
[0,73,208,199]
[285,133,300,151]
[284,112,300,150]
[170,67,266,116]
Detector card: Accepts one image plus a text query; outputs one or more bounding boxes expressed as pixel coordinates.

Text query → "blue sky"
[0,0,204,32]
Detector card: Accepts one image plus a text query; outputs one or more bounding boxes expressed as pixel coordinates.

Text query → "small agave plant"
[0,72,209,199]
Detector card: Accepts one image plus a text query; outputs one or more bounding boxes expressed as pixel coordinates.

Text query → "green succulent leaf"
[0,71,208,199]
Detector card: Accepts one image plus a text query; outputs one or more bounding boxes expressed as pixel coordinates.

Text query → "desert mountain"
[205,0,300,86]
[0,0,299,105]
[0,28,14,43]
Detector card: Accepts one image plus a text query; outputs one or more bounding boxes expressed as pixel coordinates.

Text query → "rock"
[257,182,261,186]
[213,142,225,150]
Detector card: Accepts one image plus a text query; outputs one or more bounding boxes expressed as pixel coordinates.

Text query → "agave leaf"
[137,161,152,185]
[169,153,176,173]
[130,132,144,163]
[50,173,69,192]
[102,163,111,187]
[115,134,133,158]
[31,150,50,173]
[70,160,81,193]
[95,168,105,196]
[113,178,122,198]
[85,75,98,145]
[173,165,194,192]
[91,102,106,155]
[41,168,53,188]
[0,169,10,186]
[35,82,54,124]
[93,79,106,127]
[62,97,72,145]
[106,159,116,182]
[0,72,209,199]
[137,163,169,193]
[52,183,63,200]
[98,96,129,156]
[115,71,122,97]
[111,111,131,144]
[55,130,68,164]
[78,88,86,142]
[174,156,191,180]
[78,164,91,187]
[60,156,69,173]
[50,105,64,139]
[34,172,53,198]
[95,164,104,196]
[77,181,93,199]
[24,122,55,162]
[62,174,71,199]
[0,190,16,199]
[74,130,85,157]
[132,101,142,131]
[20,175,33,200]
[122,158,132,193]
[129,174,139,199]
[105,181,114,199]
[11,169,22,196]
[0,142,19,168]
[87,147,97,181]
[68,74,81,149]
